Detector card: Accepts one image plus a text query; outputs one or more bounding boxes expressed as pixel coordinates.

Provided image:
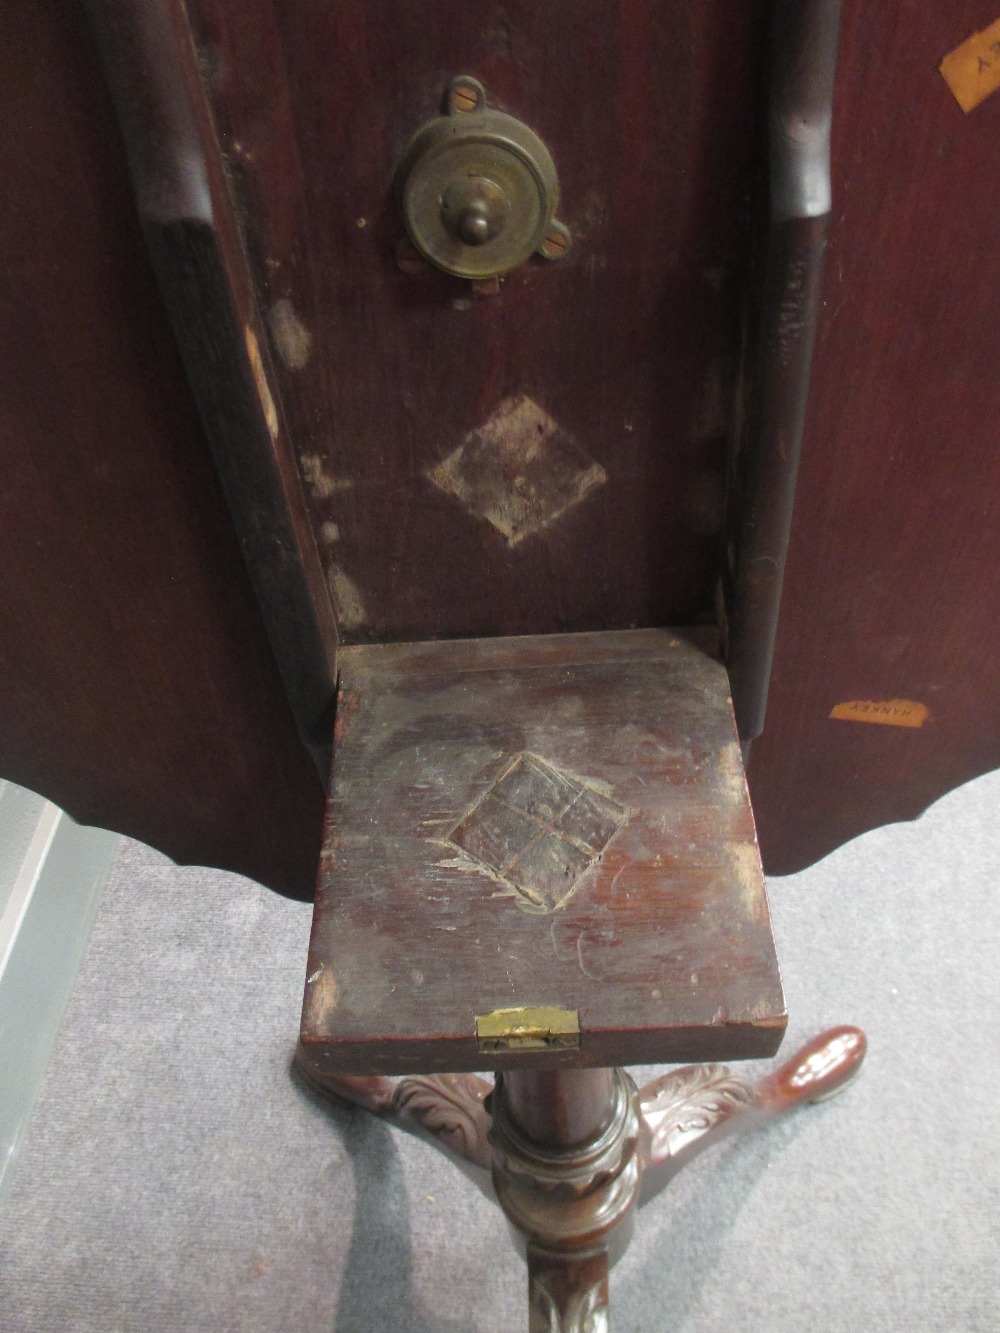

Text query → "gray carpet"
[2,770,999,1331]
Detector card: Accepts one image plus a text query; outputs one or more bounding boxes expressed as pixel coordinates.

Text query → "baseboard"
[0,781,120,1209]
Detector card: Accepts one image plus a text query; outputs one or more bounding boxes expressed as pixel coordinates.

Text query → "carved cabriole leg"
[528,1246,609,1333]
[295,1048,493,1182]
[637,1025,867,1205]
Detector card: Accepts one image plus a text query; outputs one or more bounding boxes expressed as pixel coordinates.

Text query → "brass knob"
[396,77,570,281]
[441,177,510,246]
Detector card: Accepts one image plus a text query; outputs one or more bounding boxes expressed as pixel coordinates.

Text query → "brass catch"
[396,75,570,281]
[475,1005,580,1053]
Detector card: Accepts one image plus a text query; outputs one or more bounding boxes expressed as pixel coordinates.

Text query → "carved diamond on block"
[427,395,607,546]
[448,753,627,912]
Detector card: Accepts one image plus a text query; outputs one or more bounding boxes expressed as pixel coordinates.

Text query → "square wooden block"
[301,630,785,1075]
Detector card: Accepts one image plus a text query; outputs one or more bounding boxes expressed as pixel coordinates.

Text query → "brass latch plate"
[397,75,570,281]
[476,1005,581,1053]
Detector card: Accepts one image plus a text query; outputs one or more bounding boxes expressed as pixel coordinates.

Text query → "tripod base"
[296,1025,865,1331]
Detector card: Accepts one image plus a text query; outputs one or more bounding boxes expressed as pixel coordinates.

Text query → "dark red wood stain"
[4,0,1000,897]
[185,0,767,642]
[302,631,785,1075]
[748,1,1000,871]
[0,0,323,897]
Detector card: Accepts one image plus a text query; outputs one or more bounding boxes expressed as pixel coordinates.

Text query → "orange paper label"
[829,699,929,729]
[940,18,1000,113]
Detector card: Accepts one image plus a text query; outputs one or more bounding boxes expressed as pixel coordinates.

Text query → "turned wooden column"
[501,1069,617,1149]
[490,1067,641,1331]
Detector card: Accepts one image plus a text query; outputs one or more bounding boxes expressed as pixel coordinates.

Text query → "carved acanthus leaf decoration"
[640,1063,754,1164]
[393,1074,493,1168]
[531,1273,609,1333]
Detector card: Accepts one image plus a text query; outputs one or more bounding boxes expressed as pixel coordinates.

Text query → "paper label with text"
[829,699,929,729]
[940,17,1000,113]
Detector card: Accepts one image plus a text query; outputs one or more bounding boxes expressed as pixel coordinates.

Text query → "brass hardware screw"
[449,82,482,115]
[539,225,570,259]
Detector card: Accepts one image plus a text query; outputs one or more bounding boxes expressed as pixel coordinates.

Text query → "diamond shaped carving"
[448,753,627,912]
[427,395,607,546]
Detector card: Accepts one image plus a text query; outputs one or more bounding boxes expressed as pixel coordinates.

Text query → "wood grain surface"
[747,0,1000,871]
[184,0,768,642]
[301,631,785,1074]
[184,0,1000,874]
[0,0,323,898]
[4,1,1000,896]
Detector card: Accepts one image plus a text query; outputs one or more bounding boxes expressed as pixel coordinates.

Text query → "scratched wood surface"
[301,630,785,1075]
[180,0,1000,876]
[6,0,1000,898]
[184,0,768,643]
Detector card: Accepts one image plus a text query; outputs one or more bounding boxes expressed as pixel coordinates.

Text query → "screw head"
[538,221,571,260]
[447,77,486,116]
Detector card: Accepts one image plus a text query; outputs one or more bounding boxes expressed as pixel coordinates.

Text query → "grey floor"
[2,770,999,1332]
